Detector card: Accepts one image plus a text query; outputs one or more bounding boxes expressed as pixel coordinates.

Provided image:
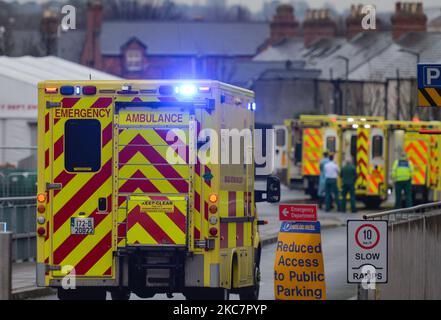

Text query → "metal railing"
[363,202,441,299]
[0,196,36,262]
[0,171,37,198]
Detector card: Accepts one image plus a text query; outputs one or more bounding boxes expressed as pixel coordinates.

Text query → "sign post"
[347,220,388,299]
[274,204,326,300]
[417,64,441,107]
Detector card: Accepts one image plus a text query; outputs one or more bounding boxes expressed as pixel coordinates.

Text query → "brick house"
[80,1,271,79]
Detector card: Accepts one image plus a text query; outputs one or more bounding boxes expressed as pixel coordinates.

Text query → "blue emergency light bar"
[60,86,75,95]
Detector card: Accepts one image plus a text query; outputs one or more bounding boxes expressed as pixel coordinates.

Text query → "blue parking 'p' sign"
[418,64,441,107]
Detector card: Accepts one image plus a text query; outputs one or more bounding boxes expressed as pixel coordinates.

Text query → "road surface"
[34,226,355,300]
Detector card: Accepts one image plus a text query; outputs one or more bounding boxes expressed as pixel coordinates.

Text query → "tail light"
[37,227,46,236]
[209,227,218,237]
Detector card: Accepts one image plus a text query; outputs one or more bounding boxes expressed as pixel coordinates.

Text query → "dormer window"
[125,49,143,72]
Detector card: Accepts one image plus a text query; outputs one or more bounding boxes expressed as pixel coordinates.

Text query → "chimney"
[303,9,337,47]
[81,0,103,69]
[269,4,299,45]
[40,9,59,55]
[391,2,427,41]
[346,4,381,40]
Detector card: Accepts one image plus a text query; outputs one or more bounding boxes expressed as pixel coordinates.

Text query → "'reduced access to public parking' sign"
[274,205,326,300]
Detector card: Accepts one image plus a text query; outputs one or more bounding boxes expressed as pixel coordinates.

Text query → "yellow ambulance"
[36,80,280,300]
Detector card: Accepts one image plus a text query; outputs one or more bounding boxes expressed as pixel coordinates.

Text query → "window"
[125,49,143,72]
[326,136,336,153]
[65,119,101,172]
[372,135,383,158]
[276,129,286,147]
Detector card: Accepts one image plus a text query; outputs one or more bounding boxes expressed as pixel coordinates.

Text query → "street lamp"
[0,26,5,55]
[336,55,350,114]
[398,48,420,64]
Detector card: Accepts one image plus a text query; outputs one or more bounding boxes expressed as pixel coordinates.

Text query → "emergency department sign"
[347,220,388,284]
[418,64,441,107]
[274,221,326,300]
[279,204,317,221]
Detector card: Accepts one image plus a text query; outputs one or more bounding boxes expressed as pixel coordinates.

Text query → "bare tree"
[0,1,14,55]
[227,5,252,22]
[104,0,184,20]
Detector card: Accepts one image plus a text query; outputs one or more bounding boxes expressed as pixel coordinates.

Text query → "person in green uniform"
[392,153,413,209]
[340,157,357,213]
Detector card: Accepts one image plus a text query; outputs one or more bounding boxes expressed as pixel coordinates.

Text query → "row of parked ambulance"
[274,115,441,208]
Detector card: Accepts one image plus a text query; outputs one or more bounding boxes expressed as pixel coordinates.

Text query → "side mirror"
[255,176,281,203]
[267,176,281,203]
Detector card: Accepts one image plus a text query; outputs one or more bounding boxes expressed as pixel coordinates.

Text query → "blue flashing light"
[75,86,81,95]
[60,86,75,96]
[175,84,197,96]
[248,102,256,111]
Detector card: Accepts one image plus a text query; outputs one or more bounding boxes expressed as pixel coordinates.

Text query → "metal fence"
[0,171,37,198]
[0,196,36,262]
[363,202,441,299]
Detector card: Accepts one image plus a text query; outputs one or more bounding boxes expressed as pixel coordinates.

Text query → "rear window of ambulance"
[65,119,101,172]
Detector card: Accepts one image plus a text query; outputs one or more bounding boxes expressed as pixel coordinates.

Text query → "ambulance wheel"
[239,264,260,300]
[57,287,106,300]
[185,288,229,300]
[110,288,131,300]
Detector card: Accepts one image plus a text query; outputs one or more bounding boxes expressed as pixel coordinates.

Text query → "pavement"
[12,262,56,300]
[11,182,387,300]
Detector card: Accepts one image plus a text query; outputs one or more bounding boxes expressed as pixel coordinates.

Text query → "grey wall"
[253,79,317,125]
[252,77,435,126]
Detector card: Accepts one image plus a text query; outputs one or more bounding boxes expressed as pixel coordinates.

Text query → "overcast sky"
[7,0,441,13]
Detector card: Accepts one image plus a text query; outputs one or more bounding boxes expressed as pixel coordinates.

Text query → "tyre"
[110,288,131,300]
[58,288,106,300]
[239,263,260,300]
[412,186,429,205]
[363,197,382,209]
[185,288,229,300]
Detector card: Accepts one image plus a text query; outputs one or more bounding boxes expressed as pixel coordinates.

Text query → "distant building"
[428,10,441,32]
[78,1,270,80]
[253,1,441,122]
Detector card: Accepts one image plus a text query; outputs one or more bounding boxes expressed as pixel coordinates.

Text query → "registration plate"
[70,218,94,235]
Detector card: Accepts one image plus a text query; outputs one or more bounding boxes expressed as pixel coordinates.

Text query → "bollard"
[0,230,12,300]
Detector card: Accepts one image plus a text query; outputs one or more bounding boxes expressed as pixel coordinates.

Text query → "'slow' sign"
[347,220,388,284]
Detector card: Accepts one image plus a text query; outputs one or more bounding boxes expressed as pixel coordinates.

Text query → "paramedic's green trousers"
[395,180,412,209]
[341,184,357,213]
[325,178,340,212]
